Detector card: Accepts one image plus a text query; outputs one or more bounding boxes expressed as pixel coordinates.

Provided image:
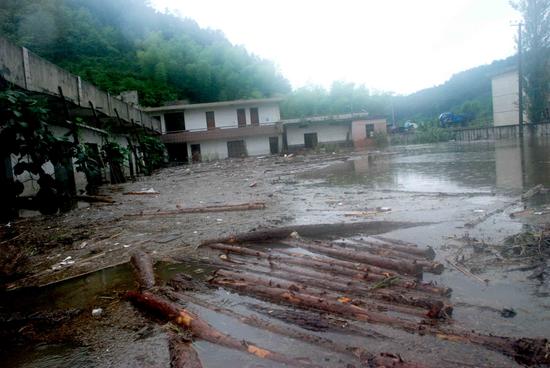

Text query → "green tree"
[513,0,550,122]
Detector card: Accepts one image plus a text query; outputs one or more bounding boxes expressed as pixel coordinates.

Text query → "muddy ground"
[1,139,550,367]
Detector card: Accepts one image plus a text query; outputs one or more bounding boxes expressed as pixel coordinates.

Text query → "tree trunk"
[126,291,321,368]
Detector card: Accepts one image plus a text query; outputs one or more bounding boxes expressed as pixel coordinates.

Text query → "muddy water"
[3,137,550,367]
[302,137,550,192]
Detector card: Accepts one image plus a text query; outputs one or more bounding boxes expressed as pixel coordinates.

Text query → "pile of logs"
[126,228,550,367]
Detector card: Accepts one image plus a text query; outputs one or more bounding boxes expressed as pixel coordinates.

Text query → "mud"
[1,137,550,367]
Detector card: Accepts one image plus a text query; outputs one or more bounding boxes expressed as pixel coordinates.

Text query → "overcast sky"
[149,0,521,95]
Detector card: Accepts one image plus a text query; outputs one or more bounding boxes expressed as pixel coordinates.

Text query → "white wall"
[186,134,277,162]
[286,123,350,146]
[11,125,133,196]
[188,140,228,161]
[183,102,281,131]
[491,70,528,126]
[245,136,271,156]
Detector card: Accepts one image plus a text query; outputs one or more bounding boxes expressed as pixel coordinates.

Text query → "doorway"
[166,143,188,163]
[304,133,318,149]
[191,144,201,162]
[269,137,279,154]
[227,140,247,158]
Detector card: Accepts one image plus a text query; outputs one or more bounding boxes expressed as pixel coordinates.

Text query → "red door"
[250,107,259,126]
[206,111,215,130]
[237,108,246,127]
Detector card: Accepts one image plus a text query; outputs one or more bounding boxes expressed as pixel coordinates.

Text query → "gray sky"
[150,0,521,95]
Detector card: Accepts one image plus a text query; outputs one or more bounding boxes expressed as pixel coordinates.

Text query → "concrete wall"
[184,134,276,162]
[245,135,272,156]
[286,122,351,147]
[351,119,387,149]
[11,124,134,196]
[182,102,281,131]
[0,36,160,132]
[492,70,522,126]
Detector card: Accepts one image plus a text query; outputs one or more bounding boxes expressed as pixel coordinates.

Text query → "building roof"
[282,112,372,126]
[144,97,284,113]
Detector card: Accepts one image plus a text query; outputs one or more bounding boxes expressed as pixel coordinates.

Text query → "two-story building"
[147,98,283,162]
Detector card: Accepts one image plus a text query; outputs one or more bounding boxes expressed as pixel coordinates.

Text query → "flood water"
[304,137,550,194]
[3,137,550,367]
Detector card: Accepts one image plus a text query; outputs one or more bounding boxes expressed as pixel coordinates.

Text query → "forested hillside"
[394,57,516,125]
[0,0,515,124]
[281,56,515,124]
[0,0,290,106]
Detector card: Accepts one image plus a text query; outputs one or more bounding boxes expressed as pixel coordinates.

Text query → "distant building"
[491,68,527,126]
[282,113,369,152]
[147,98,283,162]
[351,118,387,150]
[150,97,389,162]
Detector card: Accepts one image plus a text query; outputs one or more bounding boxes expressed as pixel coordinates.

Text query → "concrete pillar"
[77,76,83,106]
[21,47,32,90]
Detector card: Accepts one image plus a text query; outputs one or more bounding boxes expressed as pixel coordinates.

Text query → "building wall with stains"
[351,118,387,149]
[285,122,351,148]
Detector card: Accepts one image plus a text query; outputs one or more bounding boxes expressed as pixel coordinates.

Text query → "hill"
[0,0,290,106]
[394,57,516,125]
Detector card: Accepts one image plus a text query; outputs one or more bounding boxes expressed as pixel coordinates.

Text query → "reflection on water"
[307,137,550,194]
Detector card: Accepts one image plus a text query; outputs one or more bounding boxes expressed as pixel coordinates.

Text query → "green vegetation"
[394,58,515,126]
[281,82,392,119]
[0,89,166,217]
[512,0,550,123]
[0,0,290,106]
[372,132,389,147]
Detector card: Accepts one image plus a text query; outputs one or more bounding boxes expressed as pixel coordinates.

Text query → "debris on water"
[52,256,75,270]
[289,231,301,239]
[123,188,160,195]
[500,308,517,318]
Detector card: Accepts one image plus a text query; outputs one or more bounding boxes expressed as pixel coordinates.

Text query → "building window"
[250,107,259,126]
[237,108,246,127]
[164,112,185,132]
[366,124,375,138]
[206,111,215,130]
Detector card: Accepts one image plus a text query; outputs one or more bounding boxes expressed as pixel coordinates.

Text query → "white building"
[491,68,528,126]
[283,113,382,152]
[147,98,283,162]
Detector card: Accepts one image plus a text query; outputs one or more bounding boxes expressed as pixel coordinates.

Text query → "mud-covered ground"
[1,138,550,367]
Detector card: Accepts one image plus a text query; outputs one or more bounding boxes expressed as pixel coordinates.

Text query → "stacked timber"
[126,230,550,367]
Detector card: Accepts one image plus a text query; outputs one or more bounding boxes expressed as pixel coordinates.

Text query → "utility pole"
[517,22,524,138]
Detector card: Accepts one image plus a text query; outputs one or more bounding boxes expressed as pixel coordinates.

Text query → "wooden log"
[435,332,550,367]
[219,257,452,317]
[369,352,427,368]
[201,221,428,245]
[204,243,451,296]
[130,250,156,289]
[284,239,430,276]
[125,202,266,217]
[164,289,370,363]
[214,269,436,320]
[76,195,115,204]
[210,278,550,366]
[285,239,443,274]
[274,248,401,278]
[168,333,203,368]
[207,243,402,283]
[371,236,419,248]
[210,275,418,331]
[351,238,435,260]
[126,291,320,368]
